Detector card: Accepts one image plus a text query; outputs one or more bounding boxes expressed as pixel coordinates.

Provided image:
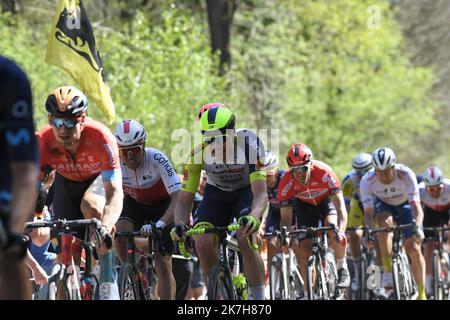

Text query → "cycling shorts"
[423,206,450,239]
[193,183,253,227]
[293,197,337,230]
[52,172,104,240]
[374,198,414,238]
[118,194,174,254]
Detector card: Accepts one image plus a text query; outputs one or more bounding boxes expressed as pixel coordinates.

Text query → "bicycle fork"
[60,233,81,300]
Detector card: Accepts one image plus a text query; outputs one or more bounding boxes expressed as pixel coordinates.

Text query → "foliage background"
[0,0,443,178]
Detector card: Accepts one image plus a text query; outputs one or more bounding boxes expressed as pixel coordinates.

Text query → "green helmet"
[200,106,235,136]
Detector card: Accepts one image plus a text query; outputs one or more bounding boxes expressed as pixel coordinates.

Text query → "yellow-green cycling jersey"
[342,170,365,228]
[181,129,266,194]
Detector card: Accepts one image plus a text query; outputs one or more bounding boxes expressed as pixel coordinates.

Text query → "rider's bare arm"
[102,177,124,232]
[160,190,180,225]
[11,162,38,234]
[330,191,348,233]
[173,190,195,226]
[249,178,268,220]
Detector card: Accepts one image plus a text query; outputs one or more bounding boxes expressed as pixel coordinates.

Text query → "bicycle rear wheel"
[358,255,367,300]
[118,264,141,300]
[207,264,235,300]
[433,251,444,300]
[307,256,329,300]
[325,252,341,299]
[393,255,407,300]
[269,256,286,300]
[288,264,305,300]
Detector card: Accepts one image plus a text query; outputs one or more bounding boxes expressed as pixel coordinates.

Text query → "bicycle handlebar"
[177,222,258,258]
[25,218,112,249]
[370,223,416,235]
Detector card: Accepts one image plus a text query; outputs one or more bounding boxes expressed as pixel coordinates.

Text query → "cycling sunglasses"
[50,117,80,129]
[290,163,310,174]
[118,145,144,158]
[426,185,442,193]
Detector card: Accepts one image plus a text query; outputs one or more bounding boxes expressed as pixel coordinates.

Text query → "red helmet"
[286,143,313,166]
[197,102,225,120]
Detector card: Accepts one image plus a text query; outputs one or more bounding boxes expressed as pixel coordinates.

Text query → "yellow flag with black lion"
[45,0,115,123]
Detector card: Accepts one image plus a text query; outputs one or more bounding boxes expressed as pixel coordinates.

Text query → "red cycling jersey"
[36,117,120,182]
[278,160,341,206]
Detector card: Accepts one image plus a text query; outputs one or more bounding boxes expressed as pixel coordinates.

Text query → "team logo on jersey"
[281,180,293,197]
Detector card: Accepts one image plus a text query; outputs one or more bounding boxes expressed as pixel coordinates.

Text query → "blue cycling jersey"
[0,56,38,213]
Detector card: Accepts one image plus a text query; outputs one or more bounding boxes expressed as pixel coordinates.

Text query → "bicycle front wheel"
[207,265,235,300]
[269,256,286,300]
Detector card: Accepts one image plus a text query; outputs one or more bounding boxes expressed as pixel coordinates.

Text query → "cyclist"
[360,147,426,300]
[278,143,350,291]
[36,86,124,300]
[419,166,450,297]
[114,119,181,300]
[0,56,39,299]
[172,105,268,300]
[342,153,372,290]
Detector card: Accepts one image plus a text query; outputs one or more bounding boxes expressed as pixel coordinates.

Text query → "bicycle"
[346,226,377,300]
[177,221,257,300]
[264,226,305,300]
[115,222,162,300]
[25,218,111,300]
[423,226,450,300]
[290,224,341,300]
[371,223,417,300]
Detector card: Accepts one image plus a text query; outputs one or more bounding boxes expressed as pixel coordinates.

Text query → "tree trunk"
[1,0,19,13]
[206,0,236,76]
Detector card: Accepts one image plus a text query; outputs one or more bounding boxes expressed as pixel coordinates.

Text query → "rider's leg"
[404,237,426,299]
[114,219,134,263]
[396,203,426,300]
[154,253,176,299]
[153,224,176,300]
[423,241,434,296]
[375,212,394,287]
[237,230,265,299]
[292,238,312,290]
[81,176,119,300]
[194,233,219,284]
[326,214,350,287]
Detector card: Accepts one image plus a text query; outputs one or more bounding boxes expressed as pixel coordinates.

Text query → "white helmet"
[372,147,396,170]
[261,150,279,173]
[423,166,444,186]
[352,153,372,170]
[114,120,147,147]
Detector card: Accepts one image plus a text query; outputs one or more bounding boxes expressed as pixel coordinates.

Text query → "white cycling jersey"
[419,179,450,212]
[121,147,181,205]
[360,163,420,210]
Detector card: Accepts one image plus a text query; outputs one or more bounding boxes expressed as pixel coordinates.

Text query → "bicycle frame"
[25,218,106,300]
[290,225,339,300]
[371,223,417,300]
[265,227,305,300]
[424,226,450,300]
[115,230,159,300]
